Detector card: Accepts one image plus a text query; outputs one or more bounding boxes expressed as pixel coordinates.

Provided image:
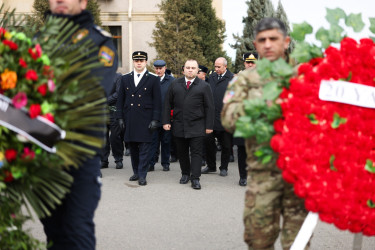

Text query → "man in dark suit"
[202,57,234,177]
[147,59,175,172]
[116,51,161,186]
[163,59,214,190]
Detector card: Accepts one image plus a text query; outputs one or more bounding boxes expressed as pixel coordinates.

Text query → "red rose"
[21,147,35,161]
[273,119,284,133]
[19,58,27,68]
[5,149,17,162]
[28,44,42,60]
[29,104,41,118]
[0,27,6,36]
[2,40,18,50]
[37,83,47,96]
[3,170,14,182]
[42,113,55,123]
[25,70,38,81]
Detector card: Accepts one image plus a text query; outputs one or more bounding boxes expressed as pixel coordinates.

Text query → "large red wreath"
[271,37,375,236]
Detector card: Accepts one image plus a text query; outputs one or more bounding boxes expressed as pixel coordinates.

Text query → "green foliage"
[329,155,338,171]
[0,9,108,248]
[151,0,228,77]
[291,22,313,42]
[369,18,375,34]
[291,7,369,63]
[331,112,347,129]
[365,159,375,174]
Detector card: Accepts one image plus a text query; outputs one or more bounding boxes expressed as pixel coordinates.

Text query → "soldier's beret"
[243,52,258,62]
[154,60,166,67]
[132,51,148,60]
[198,65,208,74]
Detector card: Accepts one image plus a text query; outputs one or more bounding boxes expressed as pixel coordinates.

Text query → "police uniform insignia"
[94,25,112,37]
[72,29,89,43]
[98,46,115,67]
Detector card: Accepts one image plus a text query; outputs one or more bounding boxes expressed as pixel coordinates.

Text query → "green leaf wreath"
[0,5,108,248]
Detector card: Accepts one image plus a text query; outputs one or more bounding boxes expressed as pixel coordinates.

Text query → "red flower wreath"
[272,37,375,236]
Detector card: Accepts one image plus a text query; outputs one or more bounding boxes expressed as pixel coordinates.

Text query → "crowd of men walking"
[101,50,258,189]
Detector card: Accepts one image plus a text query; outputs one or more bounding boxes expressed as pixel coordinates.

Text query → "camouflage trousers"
[243,170,309,250]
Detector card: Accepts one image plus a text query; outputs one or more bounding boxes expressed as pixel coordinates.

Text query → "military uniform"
[115,53,162,183]
[41,10,118,250]
[221,68,308,250]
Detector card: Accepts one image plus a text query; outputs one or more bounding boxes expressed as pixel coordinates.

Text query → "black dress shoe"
[201,167,216,174]
[179,175,190,184]
[148,165,155,172]
[101,162,108,169]
[129,174,139,181]
[138,178,147,186]
[162,165,170,171]
[219,169,228,177]
[170,155,178,162]
[229,155,234,162]
[201,160,206,166]
[191,179,201,190]
[239,178,247,186]
[115,162,123,169]
[124,148,131,156]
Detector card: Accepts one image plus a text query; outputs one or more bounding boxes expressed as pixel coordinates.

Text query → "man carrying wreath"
[221,18,309,249]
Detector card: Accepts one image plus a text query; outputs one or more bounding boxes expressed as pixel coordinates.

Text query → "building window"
[107,26,122,68]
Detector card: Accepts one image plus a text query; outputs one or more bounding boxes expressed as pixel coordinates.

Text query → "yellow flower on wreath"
[1,69,17,90]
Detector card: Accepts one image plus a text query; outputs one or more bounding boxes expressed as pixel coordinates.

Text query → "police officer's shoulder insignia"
[98,46,115,67]
[72,29,89,44]
[94,25,112,38]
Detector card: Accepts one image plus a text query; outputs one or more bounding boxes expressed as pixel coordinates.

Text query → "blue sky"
[223,0,375,60]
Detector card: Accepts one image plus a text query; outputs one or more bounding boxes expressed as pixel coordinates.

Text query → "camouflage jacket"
[221,68,281,172]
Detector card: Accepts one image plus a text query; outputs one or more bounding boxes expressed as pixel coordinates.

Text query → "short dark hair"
[254,17,287,37]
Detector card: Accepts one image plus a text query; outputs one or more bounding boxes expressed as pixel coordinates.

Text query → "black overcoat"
[163,77,214,138]
[116,71,161,142]
[208,70,234,131]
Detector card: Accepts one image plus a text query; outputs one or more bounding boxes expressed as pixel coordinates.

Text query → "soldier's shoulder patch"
[72,29,89,44]
[98,46,115,67]
[228,75,238,87]
[94,25,112,38]
[223,90,235,104]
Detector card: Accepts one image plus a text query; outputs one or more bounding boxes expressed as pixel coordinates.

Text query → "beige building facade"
[1,0,222,73]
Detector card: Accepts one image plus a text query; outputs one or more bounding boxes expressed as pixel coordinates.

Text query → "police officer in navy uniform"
[197,64,209,82]
[101,72,124,170]
[116,51,162,186]
[147,60,175,172]
[41,0,118,249]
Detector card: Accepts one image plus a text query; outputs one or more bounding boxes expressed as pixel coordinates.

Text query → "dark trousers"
[175,136,204,180]
[129,142,152,179]
[237,145,248,179]
[170,134,178,158]
[41,155,101,250]
[205,130,232,171]
[101,111,124,163]
[148,128,171,167]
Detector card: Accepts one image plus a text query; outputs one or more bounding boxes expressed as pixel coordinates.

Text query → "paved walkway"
[26,154,375,249]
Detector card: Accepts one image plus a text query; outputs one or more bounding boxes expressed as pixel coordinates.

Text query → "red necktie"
[187,81,191,89]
